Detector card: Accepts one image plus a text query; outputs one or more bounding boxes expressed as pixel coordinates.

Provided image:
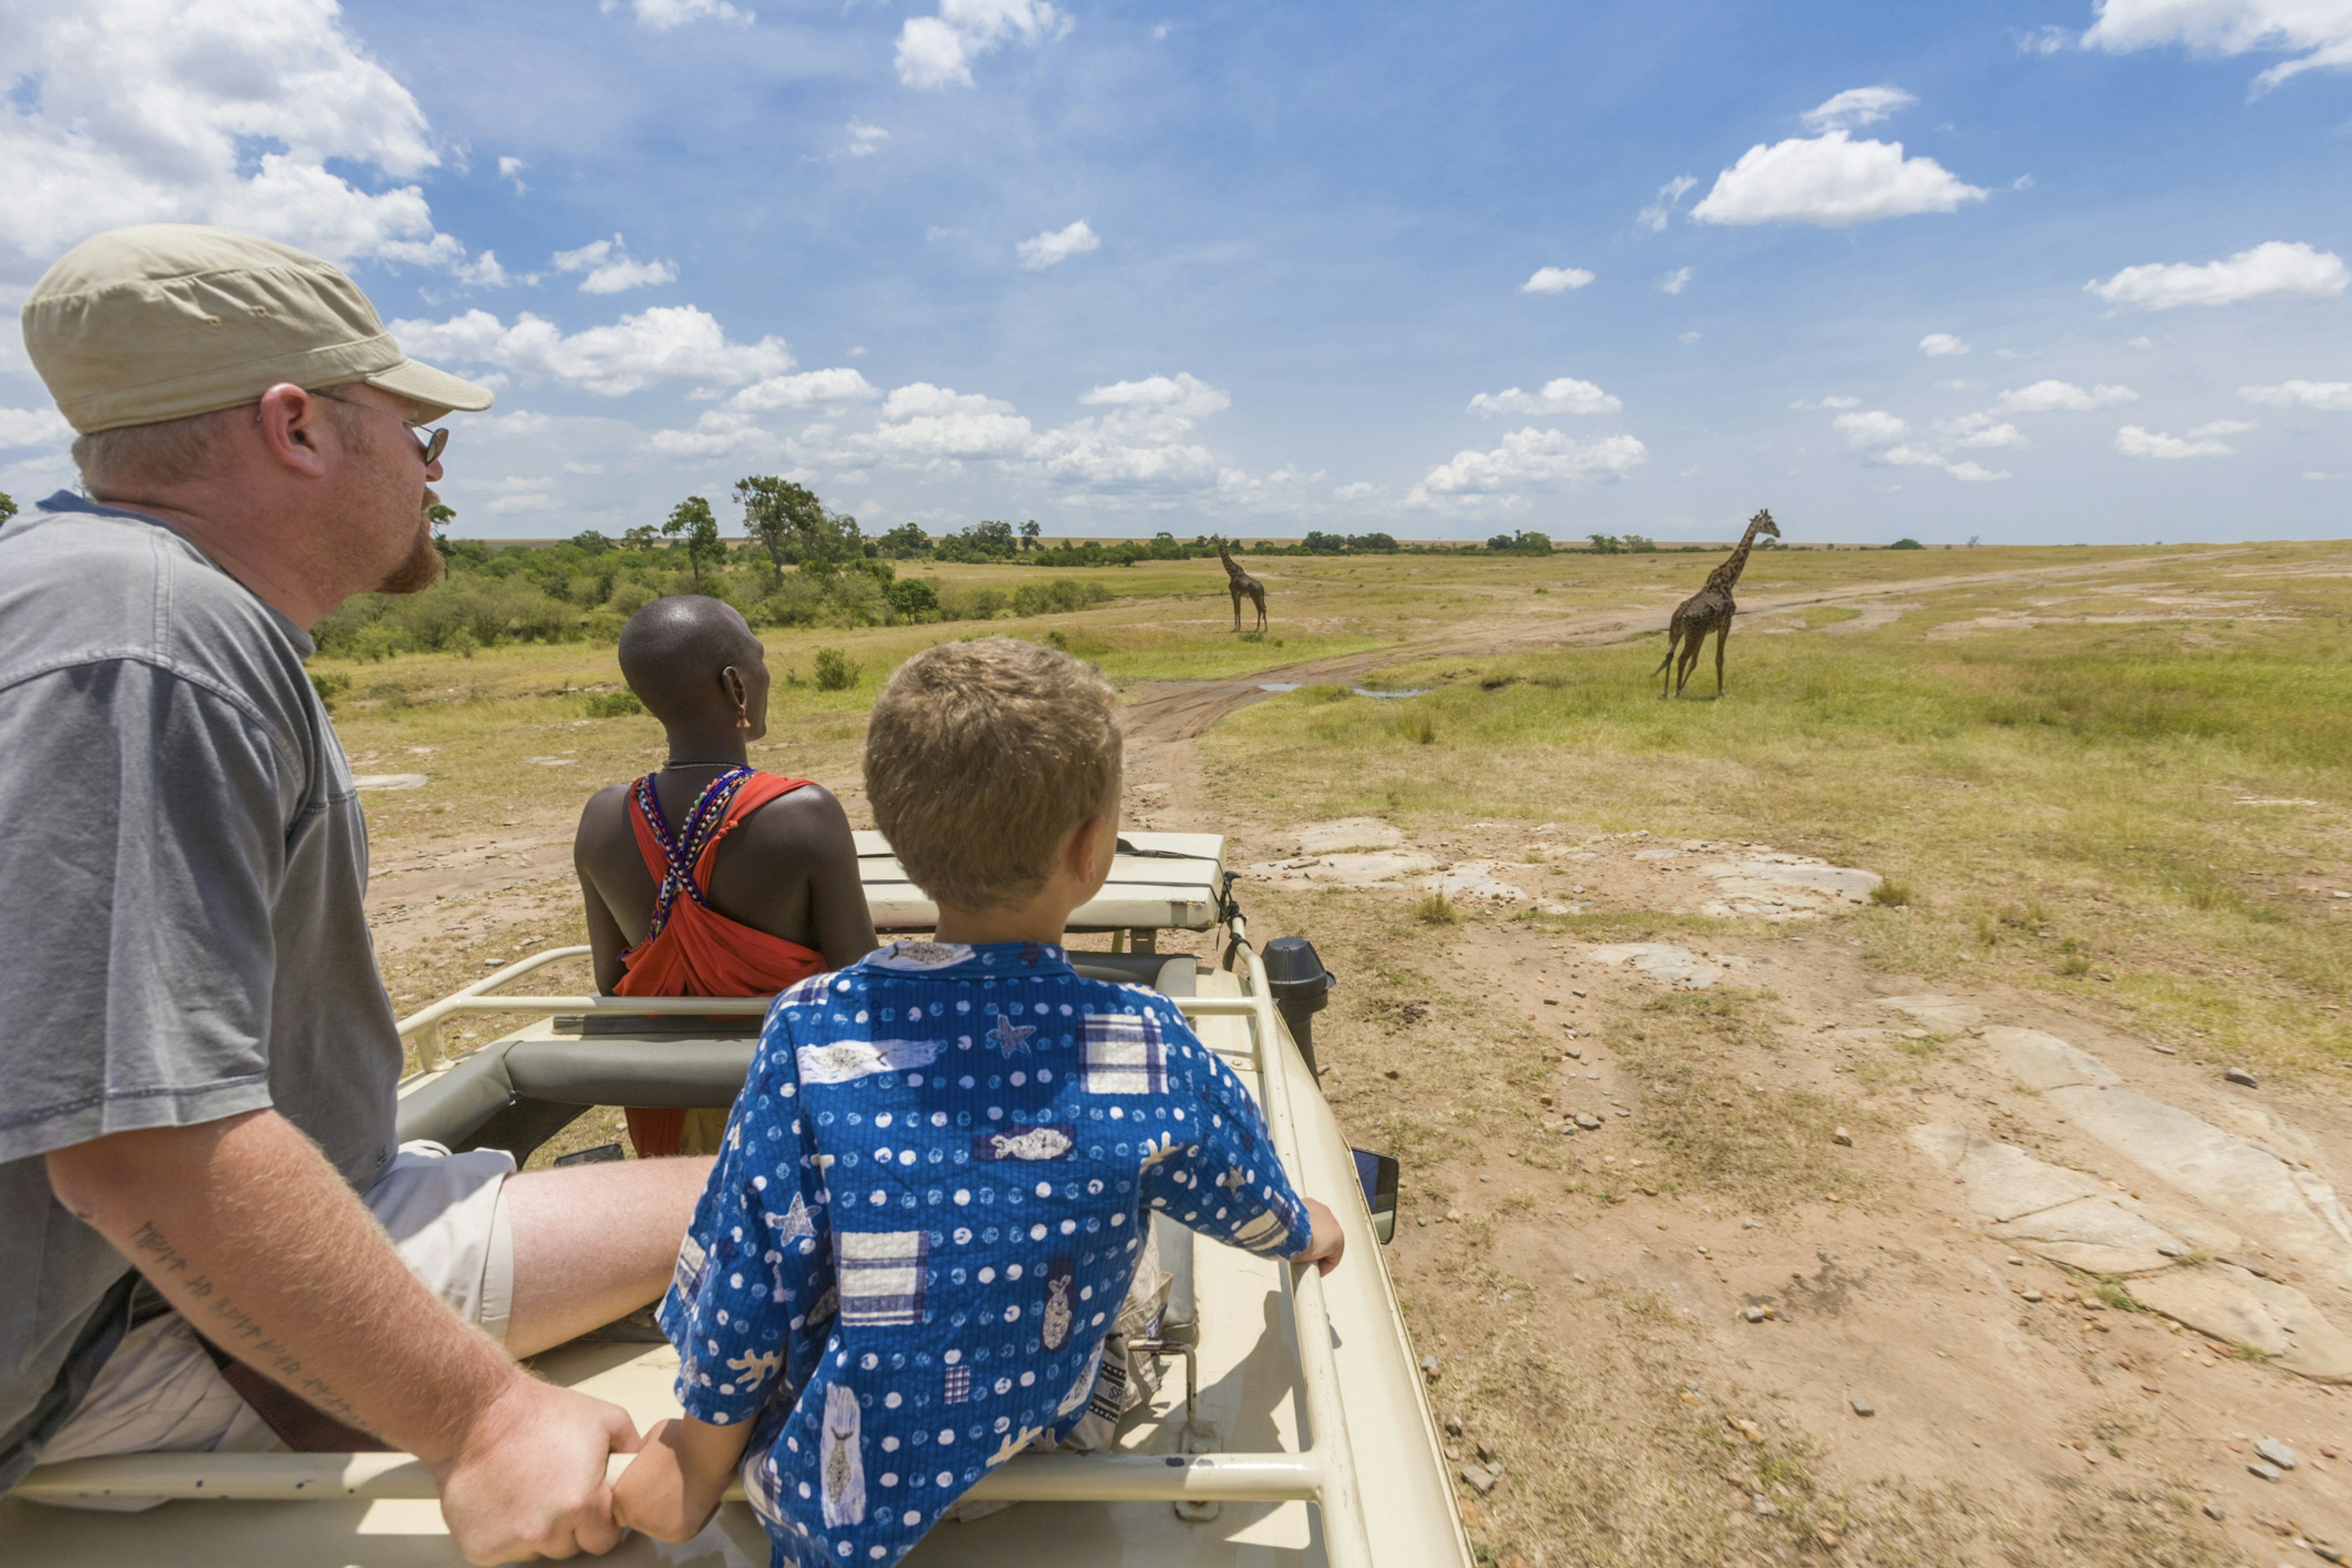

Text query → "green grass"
[1203,541,2352,1076]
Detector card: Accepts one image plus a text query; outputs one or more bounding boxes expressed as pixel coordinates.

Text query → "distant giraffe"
[1212,535,1268,632]
[1654,508,1782,698]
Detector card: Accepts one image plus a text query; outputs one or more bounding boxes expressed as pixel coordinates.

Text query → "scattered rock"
[2204,1499,2225,1521]
[1384,1069,1400,1080]
[1877,995,1986,1032]
[2251,1461,2286,1483]
[2007,1255,2026,1266]
[1750,1495,1778,1517]
[1732,1418,1765,1444]
[1743,1217,1762,1229]
[1850,1397,1875,1417]
[2228,1066,2261,1087]
[2260,1438,2301,1470]
[1833,1127,1853,1147]
[1576,1114,1603,1131]
[1420,1355,1441,1381]
[1295,818,1404,854]
[1743,1306,1768,1323]
[1458,1463,1499,1495]
[1460,1499,1481,1528]
[1585,942,1727,989]
[352,772,431,791]
[1981,1027,2122,1091]
[1444,1208,1463,1221]
[1476,1441,1498,1465]
[2313,1544,2345,1566]
[1815,1525,1844,1550]
[1443,1413,1463,1437]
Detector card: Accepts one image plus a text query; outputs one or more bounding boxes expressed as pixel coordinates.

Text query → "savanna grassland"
[339,535,2352,1568]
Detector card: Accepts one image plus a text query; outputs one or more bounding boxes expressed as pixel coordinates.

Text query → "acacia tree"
[1020,519,1040,551]
[663,495,723,589]
[734,475,861,581]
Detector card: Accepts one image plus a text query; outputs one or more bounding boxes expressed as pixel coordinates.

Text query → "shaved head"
[617,595,766,729]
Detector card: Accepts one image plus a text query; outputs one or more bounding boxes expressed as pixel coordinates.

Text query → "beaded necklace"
[633,764,754,946]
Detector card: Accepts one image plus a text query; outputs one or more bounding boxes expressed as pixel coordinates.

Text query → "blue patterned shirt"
[658,939,1314,1566]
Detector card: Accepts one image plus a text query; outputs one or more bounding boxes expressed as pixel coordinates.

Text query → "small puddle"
[1257,684,1431,699]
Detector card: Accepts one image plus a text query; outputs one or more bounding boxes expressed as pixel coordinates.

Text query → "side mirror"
[1261,936,1336,1071]
[1351,1147,1400,1246]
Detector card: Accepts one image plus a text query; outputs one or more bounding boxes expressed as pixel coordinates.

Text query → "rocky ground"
[1215,816,2352,1568]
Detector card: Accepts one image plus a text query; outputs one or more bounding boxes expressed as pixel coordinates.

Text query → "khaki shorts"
[37,1142,516,1471]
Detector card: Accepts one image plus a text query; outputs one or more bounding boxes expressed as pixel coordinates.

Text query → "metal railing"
[17,948,1376,1566]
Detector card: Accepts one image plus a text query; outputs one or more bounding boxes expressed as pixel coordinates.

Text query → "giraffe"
[1653,508,1782,698]
[1211,535,1268,632]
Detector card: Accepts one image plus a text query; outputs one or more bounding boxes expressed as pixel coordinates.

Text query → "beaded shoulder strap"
[633,766,754,946]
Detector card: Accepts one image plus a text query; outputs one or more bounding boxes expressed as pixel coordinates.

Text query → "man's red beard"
[378,494,447,595]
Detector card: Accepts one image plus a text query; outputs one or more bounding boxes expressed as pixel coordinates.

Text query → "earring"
[736,701,752,730]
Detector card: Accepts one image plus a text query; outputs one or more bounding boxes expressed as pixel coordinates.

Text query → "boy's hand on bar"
[1295,1197,1347,1276]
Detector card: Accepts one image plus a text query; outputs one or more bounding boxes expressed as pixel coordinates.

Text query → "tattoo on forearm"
[127,1219,364,1424]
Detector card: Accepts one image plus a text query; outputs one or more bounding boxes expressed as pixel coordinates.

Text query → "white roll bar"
[19,949,1376,1567]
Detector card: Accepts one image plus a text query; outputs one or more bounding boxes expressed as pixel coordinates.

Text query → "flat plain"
[337,537,2352,1568]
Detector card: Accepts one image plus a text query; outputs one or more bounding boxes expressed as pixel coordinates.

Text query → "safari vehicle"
[6,832,1470,1567]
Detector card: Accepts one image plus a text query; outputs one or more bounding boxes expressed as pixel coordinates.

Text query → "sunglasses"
[310,390,450,465]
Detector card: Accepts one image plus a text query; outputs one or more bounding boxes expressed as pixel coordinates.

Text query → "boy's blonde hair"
[865,638,1122,910]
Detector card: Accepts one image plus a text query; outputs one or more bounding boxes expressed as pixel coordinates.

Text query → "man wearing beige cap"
[0,226,709,1562]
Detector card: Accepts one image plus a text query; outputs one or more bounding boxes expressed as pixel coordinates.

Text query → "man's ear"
[252,383,333,480]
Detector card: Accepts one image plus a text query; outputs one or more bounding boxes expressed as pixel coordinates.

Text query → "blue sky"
[5,0,2351,543]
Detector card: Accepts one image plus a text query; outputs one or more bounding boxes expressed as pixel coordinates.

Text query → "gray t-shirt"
[0,493,401,1487]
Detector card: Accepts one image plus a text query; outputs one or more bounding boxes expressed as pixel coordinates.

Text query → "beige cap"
[20,224,494,435]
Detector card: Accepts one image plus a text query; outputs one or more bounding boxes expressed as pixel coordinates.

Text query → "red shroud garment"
[613,767,826,1158]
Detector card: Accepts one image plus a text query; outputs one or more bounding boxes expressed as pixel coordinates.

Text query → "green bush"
[938,585,1008,622]
[1010,579,1113,617]
[813,648,860,692]
[885,578,940,620]
[307,669,351,710]
[1890,537,1926,549]
[583,690,646,718]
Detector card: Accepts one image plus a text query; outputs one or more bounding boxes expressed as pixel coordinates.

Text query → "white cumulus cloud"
[896,0,1070,90]
[615,0,752,28]
[2088,241,2348,309]
[2116,424,2238,458]
[2081,0,2352,92]
[1466,377,1623,418]
[727,369,881,412]
[1691,131,1988,227]
[1994,380,2139,413]
[843,121,891,157]
[1409,428,1649,504]
[1657,266,1693,295]
[1920,332,1970,356]
[1637,174,1697,231]
[390,306,793,396]
[1521,266,1596,295]
[1940,413,2030,449]
[0,406,75,449]
[0,0,488,275]
[1800,85,1918,132]
[2241,379,2352,410]
[551,235,679,294]
[1834,409,1908,447]
[1017,219,1099,270]
[1790,394,1862,410]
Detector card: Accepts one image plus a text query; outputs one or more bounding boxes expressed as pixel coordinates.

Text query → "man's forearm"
[47,1109,522,1463]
